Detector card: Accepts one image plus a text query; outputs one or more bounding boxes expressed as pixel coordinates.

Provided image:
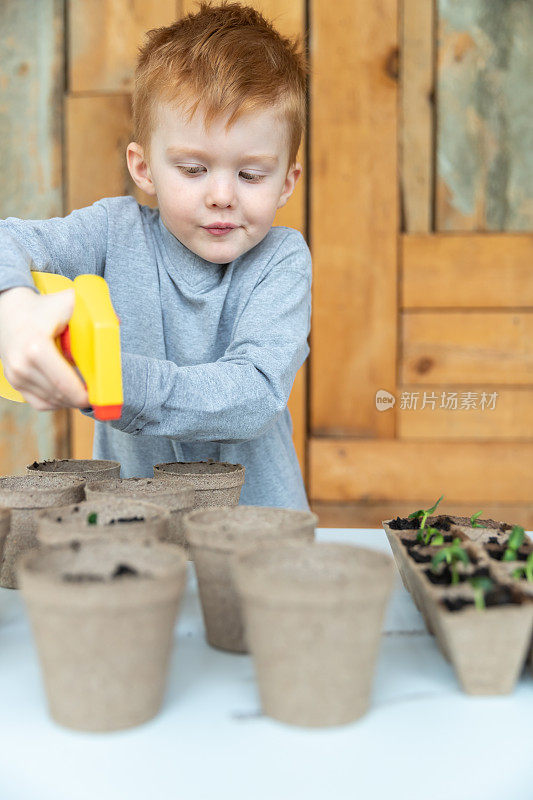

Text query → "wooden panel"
[402,234,533,308]
[311,501,533,531]
[0,0,70,473]
[397,386,533,440]
[310,0,398,437]
[0,403,69,476]
[65,94,149,211]
[69,0,178,92]
[309,438,533,504]
[0,0,64,217]
[436,0,533,231]
[400,0,435,233]
[401,311,533,385]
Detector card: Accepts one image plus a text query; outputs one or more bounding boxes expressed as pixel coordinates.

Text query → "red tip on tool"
[59,327,75,364]
[92,405,122,421]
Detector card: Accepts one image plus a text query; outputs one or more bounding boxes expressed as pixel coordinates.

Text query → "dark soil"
[407,548,434,564]
[389,514,513,532]
[109,516,146,524]
[486,545,531,562]
[62,564,149,582]
[442,584,519,612]
[402,534,456,550]
[424,564,487,586]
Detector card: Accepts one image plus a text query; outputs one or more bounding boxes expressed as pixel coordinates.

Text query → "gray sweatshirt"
[0,196,312,509]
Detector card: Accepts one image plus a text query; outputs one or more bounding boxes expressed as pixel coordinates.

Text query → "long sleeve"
[109,239,312,444]
[0,199,109,291]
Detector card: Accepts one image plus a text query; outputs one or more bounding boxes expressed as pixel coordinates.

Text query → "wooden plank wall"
[67,0,309,477]
[0,0,69,475]
[311,0,533,529]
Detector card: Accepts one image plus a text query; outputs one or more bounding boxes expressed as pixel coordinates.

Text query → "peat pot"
[27,458,121,482]
[153,459,244,508]
[183,505,318,652]
[234,541,394,727]
[36,497,171,547]
[85,478,195,554]
[0,475,85,589]
[18,539,187,732]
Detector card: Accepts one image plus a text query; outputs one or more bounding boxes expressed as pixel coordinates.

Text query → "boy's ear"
[126,142,157,196]
[276,161,303,210]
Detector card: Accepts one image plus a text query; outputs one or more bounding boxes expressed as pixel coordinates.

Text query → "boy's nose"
[205,177,236,207]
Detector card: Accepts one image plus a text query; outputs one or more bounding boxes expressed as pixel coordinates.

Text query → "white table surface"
[0,528,532,800]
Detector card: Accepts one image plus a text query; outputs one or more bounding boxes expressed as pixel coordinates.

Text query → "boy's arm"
[106,233,312,443]
[0,199,109,292]
[0,200,108,409]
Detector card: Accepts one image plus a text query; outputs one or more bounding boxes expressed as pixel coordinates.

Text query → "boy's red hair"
[132,1,310,173]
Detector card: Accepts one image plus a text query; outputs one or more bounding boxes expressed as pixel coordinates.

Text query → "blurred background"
[1,0,532,527]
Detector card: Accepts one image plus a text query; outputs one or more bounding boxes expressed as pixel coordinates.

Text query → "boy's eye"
[177,166,264,182]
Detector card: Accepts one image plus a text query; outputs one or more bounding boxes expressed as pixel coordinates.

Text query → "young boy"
[0,1,311,509]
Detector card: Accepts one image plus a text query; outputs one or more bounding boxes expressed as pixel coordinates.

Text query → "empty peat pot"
[153,459,245,508]
[36,497,171,546]
[183,505,318,652]
[85,478,195,554]
[0,475,86,589]
[18,539,187,732]
[233,542,395,727]
[27,458,121,481]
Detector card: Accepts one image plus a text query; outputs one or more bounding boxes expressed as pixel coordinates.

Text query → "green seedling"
[470,511,483,528]
[422,526,444,546]
[431,537,470,585]
[469,576,494,610]
[512,552,533,583]
[502,525,525,562]
[87,512,98,525]
[408,495,444,542]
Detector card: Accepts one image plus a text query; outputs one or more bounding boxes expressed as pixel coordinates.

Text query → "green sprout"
[431,538,470,585]
[470,511,483,528]
[408,495,444,542]
[422,526,444,546]
[87,512,98,525]
[469,576,494,610]
[512,552,533,583]
[502,526,525,562]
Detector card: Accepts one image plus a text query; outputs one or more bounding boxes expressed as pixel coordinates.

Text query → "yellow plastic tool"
[0,272,123,421]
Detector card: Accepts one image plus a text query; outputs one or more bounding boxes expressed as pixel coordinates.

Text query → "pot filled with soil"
[382,515,468,600]
[0,475,86,589]
[85,478,195,554]
[36,497,171,547]
[183,505,318,652]
[18,538,187,731]
[153,459,245,508]
[27,458,121,481]
[408,538,490,653]
[428,578,533,694]
[233,541,394,727]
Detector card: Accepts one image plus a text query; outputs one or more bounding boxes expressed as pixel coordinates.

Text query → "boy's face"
[127,100,302,264]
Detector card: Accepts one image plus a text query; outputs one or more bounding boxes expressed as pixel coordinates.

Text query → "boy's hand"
[0,286,90,411]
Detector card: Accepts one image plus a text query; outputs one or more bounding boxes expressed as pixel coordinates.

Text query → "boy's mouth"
[203,225,238,235]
